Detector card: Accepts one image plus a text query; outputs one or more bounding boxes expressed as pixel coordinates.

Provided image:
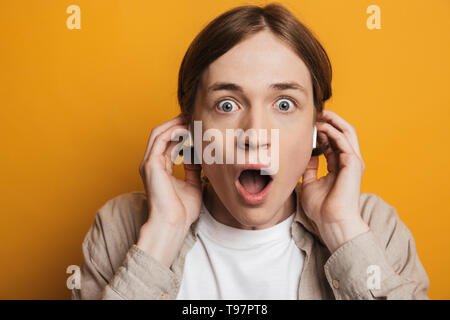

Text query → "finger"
[142,124,188,177]
[141,114,184,158]
[317,131,338,173]
[149,124,189,159]
[318,110,362,159]
[163,138,187,175]
[302,155,319,184]
[164,131,190,165]
[139,114,185,175]
[316,121,355,156]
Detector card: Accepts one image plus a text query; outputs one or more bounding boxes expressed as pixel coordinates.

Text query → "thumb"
[184,162,202,187]
[302,156,319,185]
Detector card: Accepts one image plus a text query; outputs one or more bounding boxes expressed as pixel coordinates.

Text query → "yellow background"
[1,0,449,299]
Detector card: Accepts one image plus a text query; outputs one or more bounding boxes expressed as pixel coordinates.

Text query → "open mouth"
[235,168,274,205]
[238,169,272,194]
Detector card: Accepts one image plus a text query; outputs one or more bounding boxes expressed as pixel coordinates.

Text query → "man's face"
[191,30,316,228]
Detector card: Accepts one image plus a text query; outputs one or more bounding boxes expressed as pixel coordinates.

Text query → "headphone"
[187,123,193,147]
[312,125,317,149]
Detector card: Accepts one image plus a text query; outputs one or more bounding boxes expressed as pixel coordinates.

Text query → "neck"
[203,182,296,230]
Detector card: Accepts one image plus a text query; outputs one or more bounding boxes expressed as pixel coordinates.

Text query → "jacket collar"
[292,182,325,245]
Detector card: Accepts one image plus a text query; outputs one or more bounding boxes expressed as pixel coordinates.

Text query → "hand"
[137,114,203,266]
[300,109,370,253]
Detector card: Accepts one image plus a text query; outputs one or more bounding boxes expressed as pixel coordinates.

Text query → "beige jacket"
[72,181,430,300]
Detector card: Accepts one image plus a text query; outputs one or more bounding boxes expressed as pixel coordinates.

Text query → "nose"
[236,106,271,151]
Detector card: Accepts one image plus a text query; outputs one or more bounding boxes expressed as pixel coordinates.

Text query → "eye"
[275,97,297,112]
[216,99,239,113]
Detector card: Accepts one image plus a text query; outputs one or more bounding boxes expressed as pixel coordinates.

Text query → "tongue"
[239,170,267,194]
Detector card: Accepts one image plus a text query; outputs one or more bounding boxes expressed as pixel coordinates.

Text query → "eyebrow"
[207,81,308,96]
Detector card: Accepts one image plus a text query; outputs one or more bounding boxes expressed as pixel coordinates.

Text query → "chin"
[229,203,276,228]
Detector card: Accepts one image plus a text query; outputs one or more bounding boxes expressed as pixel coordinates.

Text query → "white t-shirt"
[176,201,305,299]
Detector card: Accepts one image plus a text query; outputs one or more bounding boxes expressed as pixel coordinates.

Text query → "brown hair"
[177,2,332,155]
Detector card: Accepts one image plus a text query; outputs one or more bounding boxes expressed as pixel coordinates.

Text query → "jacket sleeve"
[323,193,430,300]
[71,196,181,300]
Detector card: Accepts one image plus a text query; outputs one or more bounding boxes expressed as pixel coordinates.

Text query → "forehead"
[199,30,313,94]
